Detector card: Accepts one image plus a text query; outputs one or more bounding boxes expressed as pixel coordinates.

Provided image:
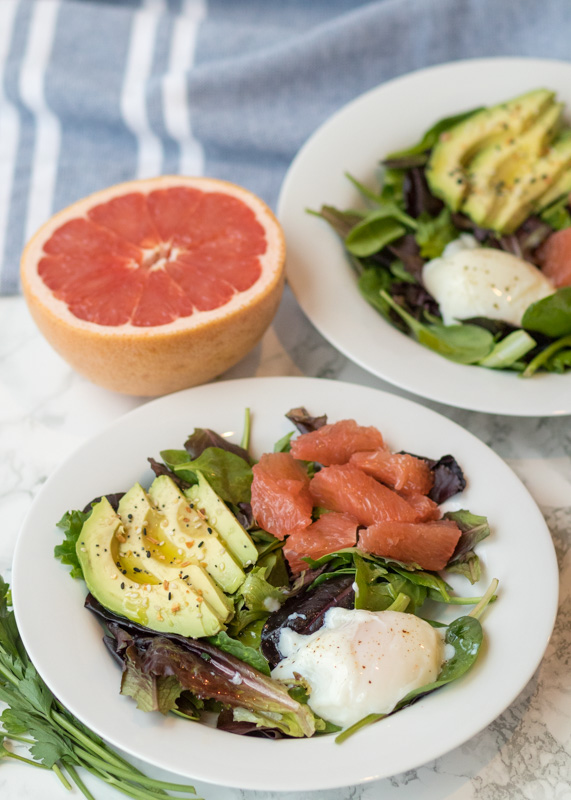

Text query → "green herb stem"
[469,579,499,620]
[478,329,536,369]
[335,712,384,744]
[103,773,199,800]
[61,761,98,800]
[387,593,410,613]
[52,762,73,791]
[52,709,141,775]
[0,731,35,745]
[2,750,51,769]
[0,661,20,687]
[241,407,251,451]
[523,335,571,377]
[443,595,489,605]
[75,746,198,795]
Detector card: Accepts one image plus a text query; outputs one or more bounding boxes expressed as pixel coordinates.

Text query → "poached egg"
[422,234,554,327]
[270,607,444,728]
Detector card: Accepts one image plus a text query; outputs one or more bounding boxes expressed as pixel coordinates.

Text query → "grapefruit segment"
[537,227,571,287]
[146,186,203,244]
[309,464,419,526]
[290,419,385,466]
[21,176,286,396]
[350,450,434,496]
[403,493,441,522]
[166,258,235,313]
[251,452,313,540]
[130,269,194,328]
[88,192,162,249]
[284,512,359,575]
[359,519,462,571]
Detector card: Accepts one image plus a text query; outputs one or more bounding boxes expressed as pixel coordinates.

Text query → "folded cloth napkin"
[1,0,569,294]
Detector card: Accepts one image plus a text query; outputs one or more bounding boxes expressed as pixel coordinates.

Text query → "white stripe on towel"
[121,0,166,179]
[0,0,21,271]
[19,0,62,244]
[162,0,206,177]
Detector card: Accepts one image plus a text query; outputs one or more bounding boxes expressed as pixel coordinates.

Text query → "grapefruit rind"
[20,176,286,396]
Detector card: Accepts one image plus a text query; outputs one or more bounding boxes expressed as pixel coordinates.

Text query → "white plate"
[12,377,558,792]
[278,57,571,416]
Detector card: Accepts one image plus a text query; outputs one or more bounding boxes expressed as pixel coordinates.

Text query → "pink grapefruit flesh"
[290,419,385,466]
[21,176,286,396]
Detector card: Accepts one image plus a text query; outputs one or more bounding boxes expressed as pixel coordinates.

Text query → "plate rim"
[277,56,571,417]
[12,375,560,791]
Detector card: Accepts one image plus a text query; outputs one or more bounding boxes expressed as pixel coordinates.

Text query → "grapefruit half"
[20,176,286,396]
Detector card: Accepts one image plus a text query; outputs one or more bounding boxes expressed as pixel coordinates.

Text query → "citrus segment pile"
[21,176,285,396]
[250,419,462,574]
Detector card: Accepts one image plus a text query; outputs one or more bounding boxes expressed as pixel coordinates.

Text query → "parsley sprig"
[0,576,202,800]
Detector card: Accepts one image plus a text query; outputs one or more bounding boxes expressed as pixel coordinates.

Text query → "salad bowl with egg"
[315,86,571,379]
[54,404,495,744]
[12,377,558,790]
[278,57,571,414]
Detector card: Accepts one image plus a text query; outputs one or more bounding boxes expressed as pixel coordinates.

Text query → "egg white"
[271,608,444,728]
[422,236,554,327]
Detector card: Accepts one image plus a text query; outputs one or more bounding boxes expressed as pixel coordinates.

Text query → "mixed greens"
[315,90,571,375]
[49,408,498,747]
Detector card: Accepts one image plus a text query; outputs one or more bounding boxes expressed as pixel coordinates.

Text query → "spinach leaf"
[161,446,253,505]
[547,347,571,372]
[380,290,494,363]
[522,287,571,338]
[523,333,571,377]
[206,631,271,676]
[415,209,459,258]
[313,205,365,239]
[358,268,393,316]
[345,212,409,258]
[540,195,571,230]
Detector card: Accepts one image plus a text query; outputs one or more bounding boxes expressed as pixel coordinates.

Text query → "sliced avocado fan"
[76,473,259,638]
[462,100,563,227]
[426,88,555,214]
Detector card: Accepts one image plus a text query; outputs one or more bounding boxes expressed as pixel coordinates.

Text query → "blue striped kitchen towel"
[1,0,570,294]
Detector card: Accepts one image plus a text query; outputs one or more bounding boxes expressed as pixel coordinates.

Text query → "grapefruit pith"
[20,176,286,396]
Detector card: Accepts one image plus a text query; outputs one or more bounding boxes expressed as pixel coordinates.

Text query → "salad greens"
[51,408,497,746]
[314,100,571,375]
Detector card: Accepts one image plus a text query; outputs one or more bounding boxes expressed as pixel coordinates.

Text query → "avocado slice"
[462,101,563,226]
[536,163,571,210]
[486,132,571,233]
[426,88,555,211]
[148,475,248,595]
[76,497,223,638]
[184,471,258,568]
[116,484,233,622]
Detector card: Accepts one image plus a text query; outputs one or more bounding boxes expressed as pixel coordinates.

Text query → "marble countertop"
[1,288,570,800]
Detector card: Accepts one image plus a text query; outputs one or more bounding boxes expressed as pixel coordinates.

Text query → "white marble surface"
[1,287,570,800]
